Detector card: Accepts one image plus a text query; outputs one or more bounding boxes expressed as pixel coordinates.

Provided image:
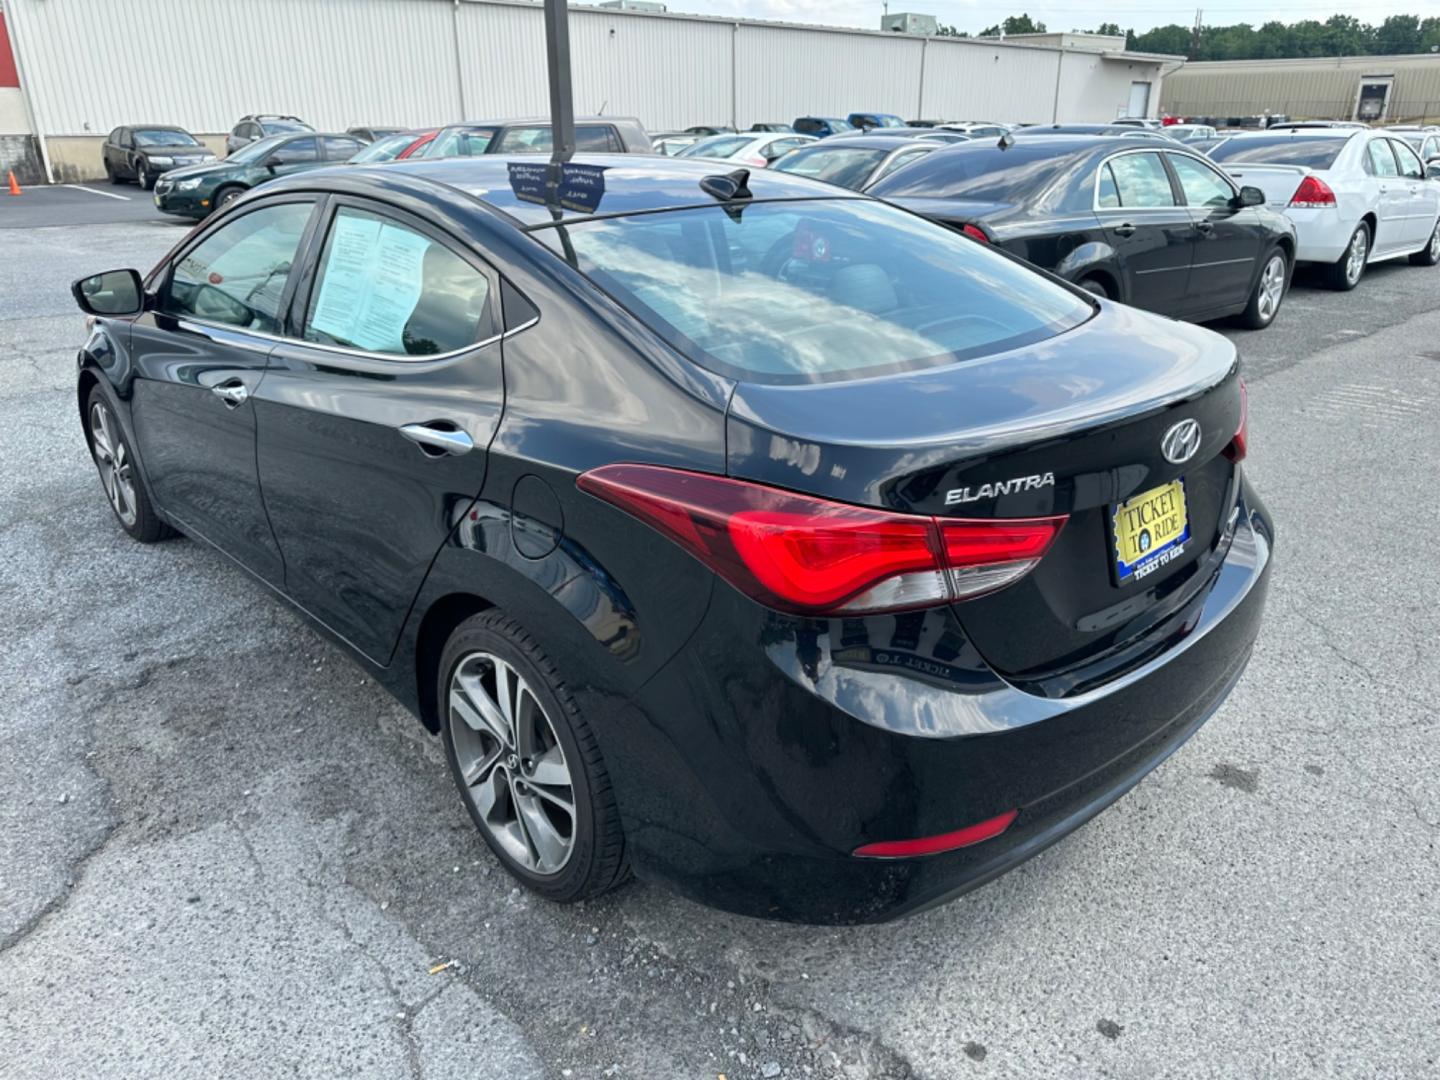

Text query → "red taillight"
[1224,379,1248,463]
[853,809,1019,858]
[577,465,1066,615]
[960,223,989,243]
[742,154,768,167]
[1288,175,1336,209]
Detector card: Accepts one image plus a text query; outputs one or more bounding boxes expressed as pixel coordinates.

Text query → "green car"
[153,132,363,219]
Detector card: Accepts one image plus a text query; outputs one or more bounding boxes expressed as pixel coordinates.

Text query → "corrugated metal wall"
[6,0,1169,140]
[1162,55,1440,121]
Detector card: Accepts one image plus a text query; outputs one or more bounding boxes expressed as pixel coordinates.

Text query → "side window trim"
[285,195,506,363]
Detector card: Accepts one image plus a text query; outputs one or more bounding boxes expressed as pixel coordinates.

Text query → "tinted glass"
[273,137,320,164]
[1209,135,1347,170]
[1392,139,1424,179]
[134,129,199,147]
[262,119,311,134]
[165,202,313,333]
[322,136,364,160]
[1106,153,1175,208]
[228,135,287,164]
[770,146,890,190]
[303,207,494,357]
[794,119,822,134]
[490,125,613,154]
[872,147,931,181]
[430,127,496,157]
[1097,164,1120,208]
[1169,153,1234,207]
[348,133,415,163]
[678,135,754,158]
[543,200,1092,384]
[867,142,1077,203]
[1367,139,1399,177]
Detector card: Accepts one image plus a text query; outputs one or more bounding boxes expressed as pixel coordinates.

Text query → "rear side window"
[322,136,364,160]
[1105,153,1176,208]
[541,199,1092,384]
[1209,135,1347,170]
[1366,140,1399,177]
[302,206,494,356]
[165,202,314,333]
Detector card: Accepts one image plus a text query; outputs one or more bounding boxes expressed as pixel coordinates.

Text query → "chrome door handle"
[1113,222,1137,237]
[211,379,249,408]
[400,422,473,456]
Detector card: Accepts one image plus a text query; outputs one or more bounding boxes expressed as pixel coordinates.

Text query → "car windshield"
[227,135,288,164]
[428,126,497,158]
[867,143,1075,203]
[678,135,754,159]
[348,133,414,163]
[540,199,1092,384]
[263,119,310,133]
[770,147,891,190]
[1208,135,1348,170]
[134,129,200,147]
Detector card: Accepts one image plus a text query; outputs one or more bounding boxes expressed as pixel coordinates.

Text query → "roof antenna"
[700,168,753,202]
[998,131,1015,150]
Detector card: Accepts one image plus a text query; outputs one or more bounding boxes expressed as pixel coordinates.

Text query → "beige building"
[1161,53,1440,124]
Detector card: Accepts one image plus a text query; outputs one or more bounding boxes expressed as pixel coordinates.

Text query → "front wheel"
[1409,221,1440,267]
[85,386,172,543]
[213,185,245,212]
[1325,224,1369,290]
[136,163,153,190]
[1077,276,1110,300]
[439,610,629,903]
[1236,249,1288,329]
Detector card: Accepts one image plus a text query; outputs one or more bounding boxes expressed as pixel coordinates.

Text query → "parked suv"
[226,114,313,156]
[154,131,363,218]
[102,126,215,189]
[418,117,652,158]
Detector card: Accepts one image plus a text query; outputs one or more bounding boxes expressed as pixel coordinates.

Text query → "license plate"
[1112,479,1190,583]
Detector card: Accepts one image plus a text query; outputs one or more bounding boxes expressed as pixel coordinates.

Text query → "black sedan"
[102,126,216,189]
[769,133,939,190]
[69,155,1272,924]
[870,136,1296,329]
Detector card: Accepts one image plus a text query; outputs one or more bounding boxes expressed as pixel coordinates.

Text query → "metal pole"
[451,0,468,120]
[543,0,576,164]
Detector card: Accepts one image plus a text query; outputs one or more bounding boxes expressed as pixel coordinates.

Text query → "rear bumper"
[613,479,1273,924]
[1286,208,1355,265]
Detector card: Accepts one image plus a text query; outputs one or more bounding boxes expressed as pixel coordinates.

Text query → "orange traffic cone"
[5,171,20,196]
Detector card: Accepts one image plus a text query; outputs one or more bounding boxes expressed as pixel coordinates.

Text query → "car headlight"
[176,178,204,191]
[148,156,173,166]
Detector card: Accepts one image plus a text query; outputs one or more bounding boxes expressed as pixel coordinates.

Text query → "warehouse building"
[1161,53,1440,124]
[0,0,1182,184]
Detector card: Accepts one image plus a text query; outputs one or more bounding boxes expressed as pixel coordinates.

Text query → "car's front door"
[1094,149,1194,313]
[128,196,322,583]
[1166,150,1262,312]
[254,199,508,663]
[264,136,322,178]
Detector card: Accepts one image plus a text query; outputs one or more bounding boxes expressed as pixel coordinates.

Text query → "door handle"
[400,422,473,457]
[1195,221,1214,235]
[1113,223,1137,237]
[211,379,249,408]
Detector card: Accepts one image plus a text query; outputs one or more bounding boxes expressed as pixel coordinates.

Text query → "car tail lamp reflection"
[853,809,1019,858]
[577,464,1066,615]
[1223,379,1249,463]
[1288,175,1336,209]
[959,223,990,243]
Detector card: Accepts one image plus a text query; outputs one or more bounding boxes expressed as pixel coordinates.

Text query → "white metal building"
[0,0,1182,182]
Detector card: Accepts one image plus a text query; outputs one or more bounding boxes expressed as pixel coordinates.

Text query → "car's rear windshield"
[263,119,311,133]
[678,135,754,159]
[135,129,200,147]
[1209,135,1348,169]
[429,127,498,158]
[537,199,1093,385]
[349,133,414,163]
[771,147,892,190]
[866,143,1074,203]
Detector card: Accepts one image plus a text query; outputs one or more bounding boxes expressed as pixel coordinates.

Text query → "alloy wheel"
[137,165,149,189]
[448,651,576,875]
[1346,229,1368,285]
[89,401,137,528]
[1256,255,1285,322]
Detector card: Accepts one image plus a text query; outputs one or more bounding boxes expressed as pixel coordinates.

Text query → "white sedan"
[675,132,816,168]
[1209,129,1440,289]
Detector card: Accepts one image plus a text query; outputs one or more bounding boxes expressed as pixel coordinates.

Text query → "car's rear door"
[1165,150,1262,312]
[1095,149,1194,312]
[1364,137,1409,255]
[128,196,323,583]
[254,198,510,663]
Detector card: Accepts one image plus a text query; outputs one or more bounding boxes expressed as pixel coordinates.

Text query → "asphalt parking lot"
[2,192,1438,1079]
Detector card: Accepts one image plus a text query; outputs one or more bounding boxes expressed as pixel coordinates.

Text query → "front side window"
[1391,139,1424,179]
[540,199,1093,384]
[322,136,364,160]
[303,206,494,357]
[273,137,319,164]
[1104,153,1176,208]
[1366,139,1399,177]
[1169,153,1234,208]
[165,201,314,332]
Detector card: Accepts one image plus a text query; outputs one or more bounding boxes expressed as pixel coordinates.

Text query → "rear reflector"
[960,223,989,243]
[1223,379,1249,463]
[1288,175,1336,209]
[577,464,1065,615]
[853,809,1019,858]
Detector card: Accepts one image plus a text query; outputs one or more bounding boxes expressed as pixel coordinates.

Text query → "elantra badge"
[1160,419,1202,465]
[945,472,1055,506]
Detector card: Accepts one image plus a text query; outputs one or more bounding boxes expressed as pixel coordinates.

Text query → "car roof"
[291,154,857,227]
[441,116,638,128]
[1224,128,1356,139]
[794,134,930,149]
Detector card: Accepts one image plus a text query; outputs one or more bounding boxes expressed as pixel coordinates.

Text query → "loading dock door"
[1128,81,1151,118]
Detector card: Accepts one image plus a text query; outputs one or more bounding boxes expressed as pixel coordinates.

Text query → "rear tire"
[1409,221,1440,267]
[85,385,173,543]
[1077,276,1110,299]
[1236,248,1288,330]
[1325,223,1369,290]
[439,610,629,904]
[104,159,122,184]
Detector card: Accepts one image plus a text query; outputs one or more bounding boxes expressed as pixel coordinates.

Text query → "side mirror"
[263,154,283,170]
[72,269,144,317]
[1235,185,1266,208]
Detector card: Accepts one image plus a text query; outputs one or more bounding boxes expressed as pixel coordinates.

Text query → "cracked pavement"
[1,205,1437,1079]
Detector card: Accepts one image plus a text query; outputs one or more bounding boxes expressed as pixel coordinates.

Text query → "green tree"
[1375,14,1422,54]
[980,14,1047,37]
[1093,22,1124,37]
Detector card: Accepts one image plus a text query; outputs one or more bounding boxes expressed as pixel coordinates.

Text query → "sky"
[670,1,1440,37]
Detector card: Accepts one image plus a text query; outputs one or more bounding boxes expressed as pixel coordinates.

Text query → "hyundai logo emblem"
[1161,419,1202,464]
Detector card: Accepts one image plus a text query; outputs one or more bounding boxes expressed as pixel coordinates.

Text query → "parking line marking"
[65,184,130,201]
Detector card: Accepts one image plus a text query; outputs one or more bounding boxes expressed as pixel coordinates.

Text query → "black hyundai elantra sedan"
[70,155,1273,924]
[868,135,1297,330]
